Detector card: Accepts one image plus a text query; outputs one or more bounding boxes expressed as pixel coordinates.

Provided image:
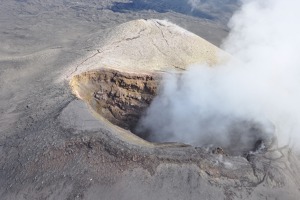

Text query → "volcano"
[1,17,300,200]
[62,19,300,199]
[68,19,225,138]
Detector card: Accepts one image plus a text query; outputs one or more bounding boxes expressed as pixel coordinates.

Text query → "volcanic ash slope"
[66,19,227,78]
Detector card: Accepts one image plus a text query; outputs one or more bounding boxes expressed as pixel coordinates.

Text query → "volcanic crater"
[65,19,276,158]
[70,68,272,157]
[70,68,161,139]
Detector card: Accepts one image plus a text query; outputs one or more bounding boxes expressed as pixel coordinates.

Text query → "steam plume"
[137,0,300,152]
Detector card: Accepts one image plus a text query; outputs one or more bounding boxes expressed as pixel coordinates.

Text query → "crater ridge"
[68,19,273,157]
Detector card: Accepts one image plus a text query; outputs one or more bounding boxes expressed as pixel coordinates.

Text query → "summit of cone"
[67,19,229,144]
[67,19,227,77]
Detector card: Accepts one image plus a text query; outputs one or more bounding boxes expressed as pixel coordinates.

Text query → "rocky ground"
[0,1,300,200]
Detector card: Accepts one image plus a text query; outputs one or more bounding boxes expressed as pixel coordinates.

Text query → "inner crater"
[70,69,273,156]
[70,69,161,139]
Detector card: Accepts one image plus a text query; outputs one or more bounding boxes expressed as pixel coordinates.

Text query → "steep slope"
[67,19,226,78]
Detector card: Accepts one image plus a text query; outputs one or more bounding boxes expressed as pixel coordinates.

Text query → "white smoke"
[137,0,300,152]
